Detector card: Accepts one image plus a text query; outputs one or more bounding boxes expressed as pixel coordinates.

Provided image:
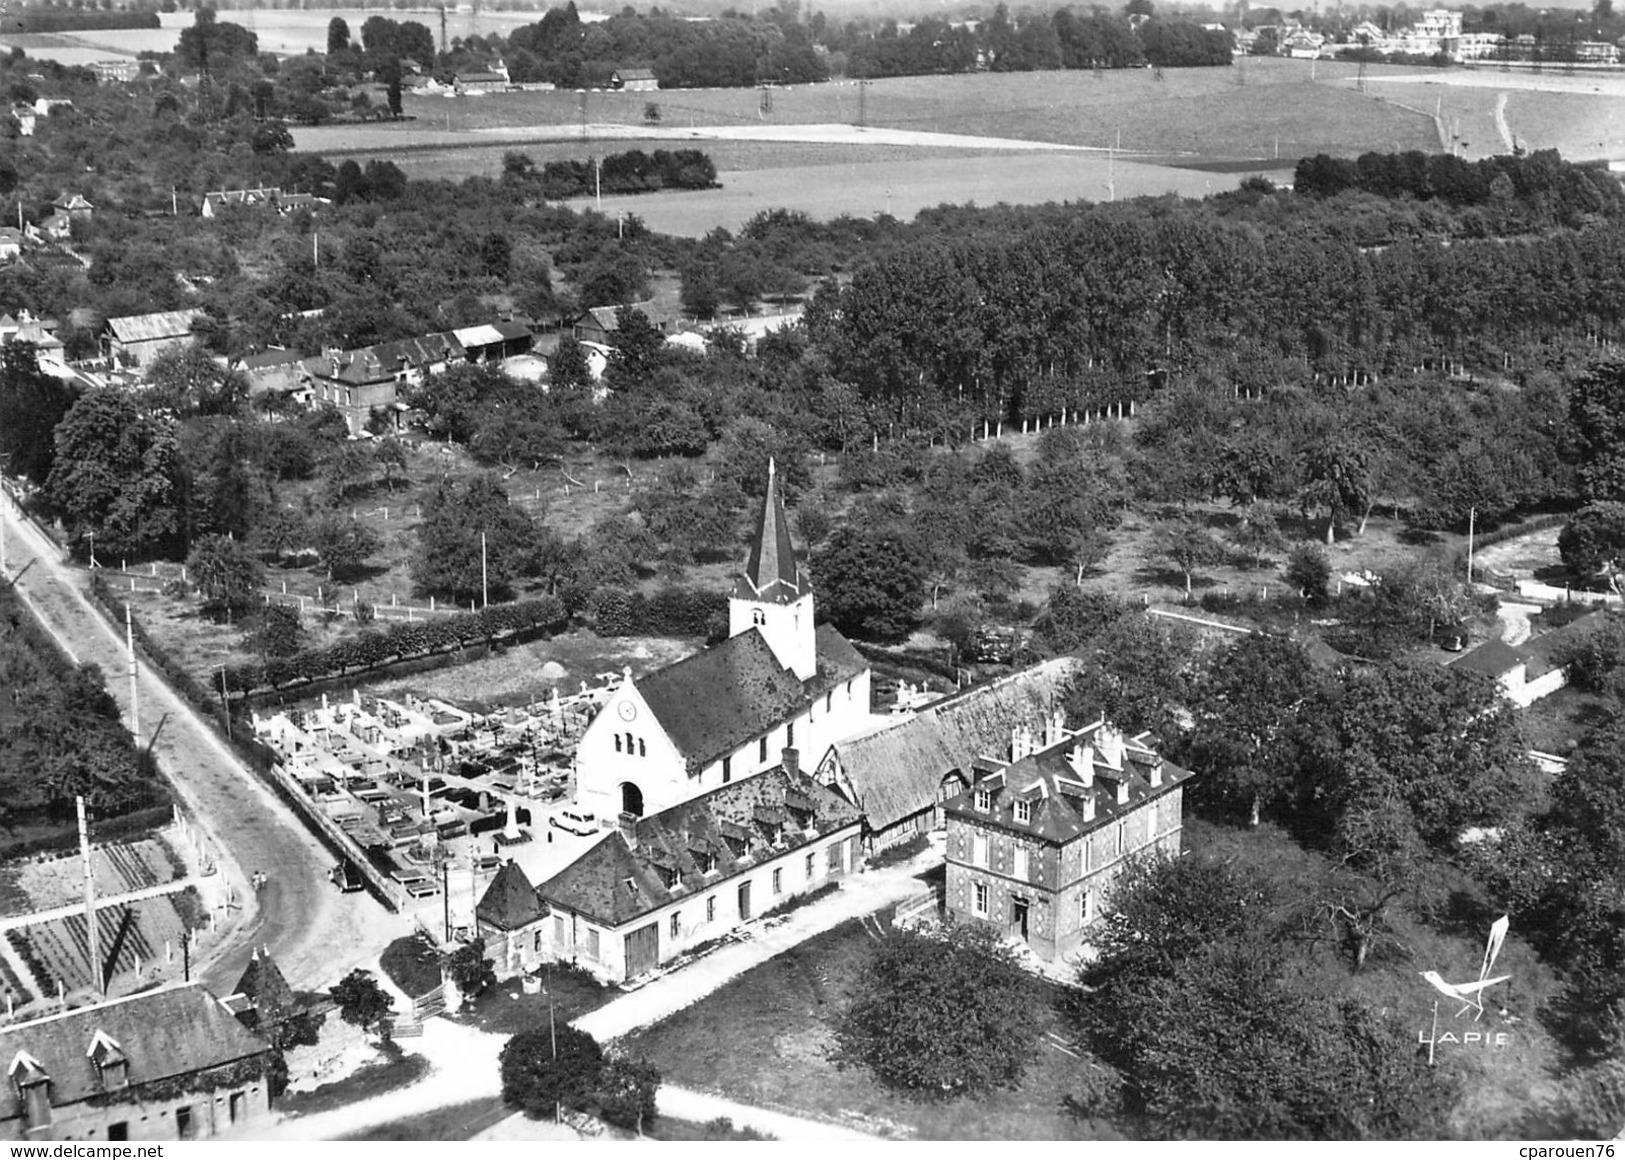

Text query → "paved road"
[0,493,395,994]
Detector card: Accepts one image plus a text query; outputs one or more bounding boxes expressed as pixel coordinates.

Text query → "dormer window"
[9,1051,51,1133]
[87,1030,128,1091]
[1013,798,1031,825]
[974,788,991,812]
[655,864,678,890]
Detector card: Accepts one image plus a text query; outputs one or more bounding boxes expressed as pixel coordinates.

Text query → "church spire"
[737,457,803,604]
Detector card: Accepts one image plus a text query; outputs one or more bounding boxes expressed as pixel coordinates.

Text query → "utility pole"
[594,158,601,214]
[579,90,588,142]
[480,531,488,609]
[1466,505,1476,583]
[442,858,451,941]
[438,3,448,53]
[78,797,103,997]
[217,665,232,740]
[125,605,139,743]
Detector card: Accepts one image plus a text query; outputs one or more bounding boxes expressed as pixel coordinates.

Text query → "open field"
[381,139,1010,183]
[570,151,1246,237]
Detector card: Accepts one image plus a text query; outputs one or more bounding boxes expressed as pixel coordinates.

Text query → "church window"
[638,737,646,757]
[825,692,832,713]
[670,912,680,938]
[615,735,622,753]
[845,680,853,700]
[722,756,732,783]
[759,736,768,763]
[624,732,634,754]
[706,895,717,922]
[753,609,765,626]
[786,722,795,749]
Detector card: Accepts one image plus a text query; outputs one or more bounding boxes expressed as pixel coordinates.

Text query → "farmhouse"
[612,67,659,91]
[0,983,275,1142]
[533,762,862,982]
[201,188,323,218]
[1446,610,1608,708]
[234,348,307,400]
[454,64,510,93]
[812,657,1081,853]
[301,332,465,435]
[943,719,1193,964]
[572,302,679,346]
[103,310,197,369]
[574,460,873,822]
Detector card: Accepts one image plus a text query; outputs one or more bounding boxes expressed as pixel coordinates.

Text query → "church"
[573,461,875,822]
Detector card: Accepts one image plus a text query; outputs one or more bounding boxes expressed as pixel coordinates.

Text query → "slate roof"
[105,309,197,345]
[822,657,1081,832]
[304,333,465,386]
[636,624,867,774]
[232,950,299,1024]
[1516,609,1609,679]
[0,984,269,1123]
[733,458,804,604]
[537,765,861,927]
[1446,638,1524,678]
[617,67,657,81]
[477,860,546,931]
[239,348,303,371]
[943,722,1192,846]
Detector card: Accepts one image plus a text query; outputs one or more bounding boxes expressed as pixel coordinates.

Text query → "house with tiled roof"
[575,460,874,823]
[103,310,197,369]
[944,718,1193,965]
[572,301,678,346]
[300,332,465,435]
[813,657,1082,853]
[476,861,548,974]
[1446,610,1610,708]
[0,983,274,1141]
[531,762,861,982]
[611,67,659,91]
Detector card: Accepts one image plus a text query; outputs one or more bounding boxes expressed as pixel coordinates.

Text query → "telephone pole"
[125,605,139,742]
[78,798,103,997]
[480,531,488,609]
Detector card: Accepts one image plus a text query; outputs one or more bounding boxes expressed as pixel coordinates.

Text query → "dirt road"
[0,492,399,994]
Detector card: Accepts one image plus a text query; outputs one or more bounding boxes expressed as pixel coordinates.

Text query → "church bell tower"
[728,459,817,681]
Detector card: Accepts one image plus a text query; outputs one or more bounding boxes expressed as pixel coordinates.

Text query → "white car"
[549,809,597,836]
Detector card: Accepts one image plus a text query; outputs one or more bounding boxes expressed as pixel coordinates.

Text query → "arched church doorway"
[620,782,644,818]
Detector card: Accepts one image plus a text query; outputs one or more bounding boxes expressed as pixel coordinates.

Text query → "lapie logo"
[1417,915,1513,1061]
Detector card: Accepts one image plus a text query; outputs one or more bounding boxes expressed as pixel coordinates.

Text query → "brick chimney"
[618,811,639,850]
[1150,759,1164,788]
[782,746,800,778]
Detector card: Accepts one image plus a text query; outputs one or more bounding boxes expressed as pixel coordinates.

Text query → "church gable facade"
[575,464,873,822]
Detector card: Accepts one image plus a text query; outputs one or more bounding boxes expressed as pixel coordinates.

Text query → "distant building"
[201,188,324,219]
[9,105,33,136]
[1446,610,1610,708]
[572,302,678,346]
[451,320,533,363]
[0,227,21,262]
[233,347,307,399]
[301,332,464,435]
[0,983,275,1141]
[943,719,1193,964]
[103,310,197,370]
[454,62,510,93]
[612,67,659,91]
[87,60,141,83]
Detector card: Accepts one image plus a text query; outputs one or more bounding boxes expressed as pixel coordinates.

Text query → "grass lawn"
[618,907,1113,1141]
[341,1096,512,1141]
[380,934,443,999]
[277,1047,431,1119]
[453,962,617,1037]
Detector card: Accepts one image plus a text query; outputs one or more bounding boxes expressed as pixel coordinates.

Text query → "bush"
[499,1024,604,1117]
[595,1056,661,1131]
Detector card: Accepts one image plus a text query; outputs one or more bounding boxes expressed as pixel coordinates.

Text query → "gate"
[625,921,659,980]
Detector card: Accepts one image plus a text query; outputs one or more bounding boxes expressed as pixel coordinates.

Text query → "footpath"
[257,850,941,1141]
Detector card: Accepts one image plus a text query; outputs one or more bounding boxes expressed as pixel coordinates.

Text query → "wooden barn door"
[625,922,660,980]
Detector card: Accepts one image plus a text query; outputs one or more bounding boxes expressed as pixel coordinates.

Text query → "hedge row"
[227,595,569,694]
[588,586,727,639]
